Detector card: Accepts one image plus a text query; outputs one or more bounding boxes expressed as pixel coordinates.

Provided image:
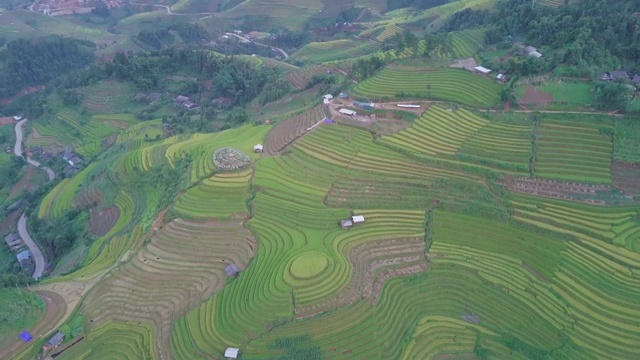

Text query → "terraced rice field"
[352,67,501,106]
[381,106,532,171]
[80,81,136,113]
[449,28,485,58]
[80,219,256,358]
[286,65,329,89]
[264,105,325,154]
[535,118,613,183]
[16,88,640,359]
[291,40,381,65]
[172,170,252,220]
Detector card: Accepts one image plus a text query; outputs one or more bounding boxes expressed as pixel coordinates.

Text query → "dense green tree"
[594,81,633,110]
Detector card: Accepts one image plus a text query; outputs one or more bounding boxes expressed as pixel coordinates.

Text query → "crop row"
[81,190,136,267]
[264,105,325,155]
[449,28,485,58]
[80,81,136,113]
[352,68,501,106]
[381,106,531,171]
[286,66,328,89]
[535,118,613,183]
[81,219,257,358]
[291,40,381,64]
[56,320,155,360]
[172,170,252,220]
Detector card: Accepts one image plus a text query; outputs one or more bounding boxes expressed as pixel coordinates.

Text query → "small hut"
[225,347,240,359]
[254,144,264,153]
[340,219,353,229]
[352,215,365,224]
[225,264,240,277]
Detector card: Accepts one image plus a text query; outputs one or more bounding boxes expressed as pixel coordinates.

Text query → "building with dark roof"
[16,250,32,267]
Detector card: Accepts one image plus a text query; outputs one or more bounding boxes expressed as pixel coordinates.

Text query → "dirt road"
[19,213,45,280]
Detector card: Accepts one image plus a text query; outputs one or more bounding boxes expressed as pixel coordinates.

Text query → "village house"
[13,115,23,121]
[599,70,638,84]
[254,144,264,153]
[62,150,83,167]
[174,95,198,109]
[4,233,22,251]
[496,70,508,82]
[522,45,543,58]
[16,250,32,268]
[43,332,64,351]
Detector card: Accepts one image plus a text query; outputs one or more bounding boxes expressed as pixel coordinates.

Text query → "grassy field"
[352,67,501,107]
[537,81,595,106]
[0,289,46,350]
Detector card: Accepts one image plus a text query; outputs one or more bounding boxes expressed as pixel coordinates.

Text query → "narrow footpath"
[13,119,53,279]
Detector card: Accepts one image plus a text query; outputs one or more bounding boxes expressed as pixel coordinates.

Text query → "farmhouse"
[16,250,32,268]
[339,108,357,116]
[62,151,83,167]
[225,347,240,359]
[600,70,633,82]
[339,92,349,99]
[174,95,190,103]
[496,73,508,82]
[4,233,22,250]
[182,101,198,109]
[254,144,263,153]
[522,45,543,58]
[323,94,334,101]
[474,66,492,75]
[43,332,64,351]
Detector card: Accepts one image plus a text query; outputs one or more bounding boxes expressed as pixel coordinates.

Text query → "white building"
[397,104,420,108]
[474,66,492,75]
[254,144,264,153]
[352,215,365,224]
[339,108,357,116]
[323,94,334,100]
[225,347,240,359]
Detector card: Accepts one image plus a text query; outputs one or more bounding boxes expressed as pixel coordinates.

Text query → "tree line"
[0,36,95,99]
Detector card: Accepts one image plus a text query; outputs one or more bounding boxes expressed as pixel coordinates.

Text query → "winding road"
[13,118,54,279]
[226,32,289,59]
[128,2,216,15]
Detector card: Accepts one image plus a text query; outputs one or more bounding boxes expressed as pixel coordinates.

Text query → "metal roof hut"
[225,264,240,277]
[324,118,333,124]
[352,215,365,224]
[16,250,32,267]
[44,332,64,351]
[5,233,22,249]
[340,219,353,229]
[254,144,264,153]
[18,331,33,342]
[225,347,240,359]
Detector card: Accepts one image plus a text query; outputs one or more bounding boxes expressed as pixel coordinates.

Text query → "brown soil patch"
[0,117,13,126]
[612,161,640,195]
[0,291,66,359]
[9,165,47,198]
[505,176,635,206]
[520,87,554,105]
[90,206,120,237]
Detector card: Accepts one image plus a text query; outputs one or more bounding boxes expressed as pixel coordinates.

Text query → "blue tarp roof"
[19,331,33,342]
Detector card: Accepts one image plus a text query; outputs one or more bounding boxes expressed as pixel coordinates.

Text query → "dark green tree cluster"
[169,23,210,44]
[350,56,386,81]
[134,29,175,51]
[446,0,640,70]
[0,37,95,98]
[387,0,452,11]
[594,81,633,110]
[104,49,277,106]
[29,209,88,260]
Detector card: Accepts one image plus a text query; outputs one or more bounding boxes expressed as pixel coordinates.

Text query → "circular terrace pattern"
[213,147,251,171]
[290,252,329,280]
